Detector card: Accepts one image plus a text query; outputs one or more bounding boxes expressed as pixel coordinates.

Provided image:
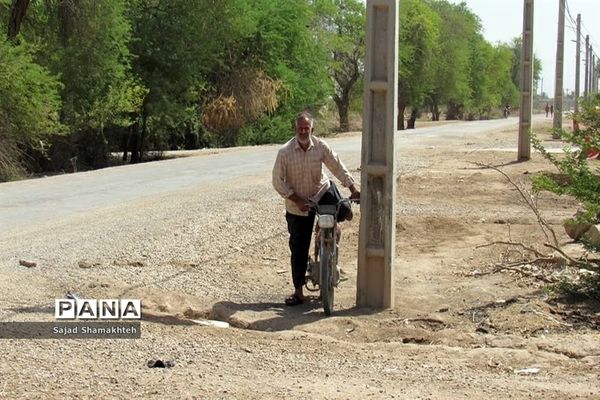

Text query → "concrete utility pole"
[591,49,595,94]
[574,14,581,114]
[597,60,600,93]
[590,54,598,94]
[592,57,595,94]
[592,58,595,93]
[518,0,534,161]
[594,57,600,94]
[357,0,398,309]
[589,46,594,95]
[592,48,596,94]
[584,35,589,98]
[553,0,565,132]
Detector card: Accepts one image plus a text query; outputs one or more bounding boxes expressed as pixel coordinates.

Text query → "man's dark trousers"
[285,212,316,289]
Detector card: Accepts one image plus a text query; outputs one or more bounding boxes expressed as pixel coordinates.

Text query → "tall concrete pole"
[592,56,595,94]
[594,57,600,94]
[591,49,595,94]
[596,58,599,94]
[592,48,596,94]
[588,44,594,94]
[357,0,398,309]
[592,55,598,94]
[584,35,589,98]
[518,0,534,161]
[553,0,565,132]
[574,14,581,114]
[592,58,596,94]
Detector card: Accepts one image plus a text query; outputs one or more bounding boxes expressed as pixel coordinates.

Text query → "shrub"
[532,95,600,299]
[532,95,600,225]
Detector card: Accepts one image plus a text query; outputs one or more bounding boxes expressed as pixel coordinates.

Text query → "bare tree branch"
[476,241,546,258]
[471,162,559,246]
[542,242,579,264]
[475,260,555,282]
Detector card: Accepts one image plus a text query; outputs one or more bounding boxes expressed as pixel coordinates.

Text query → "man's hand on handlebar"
[349,185,360,203]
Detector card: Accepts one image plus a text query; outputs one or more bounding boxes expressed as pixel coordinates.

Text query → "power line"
[565,0,599,58]
[564,0,577,25]
[579,20,599,56]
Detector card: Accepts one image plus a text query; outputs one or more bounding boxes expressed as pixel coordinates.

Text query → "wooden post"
[357,0,398,309]
[518,0,534,161]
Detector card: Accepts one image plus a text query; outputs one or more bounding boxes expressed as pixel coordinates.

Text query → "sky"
[447,0,600,97]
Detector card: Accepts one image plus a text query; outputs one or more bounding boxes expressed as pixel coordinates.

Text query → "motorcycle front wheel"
[319,232,335,316]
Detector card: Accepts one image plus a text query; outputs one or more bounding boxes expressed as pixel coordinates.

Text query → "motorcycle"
[305,198,357,316]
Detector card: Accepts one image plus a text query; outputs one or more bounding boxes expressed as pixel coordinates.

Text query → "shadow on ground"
[210,299,379,332]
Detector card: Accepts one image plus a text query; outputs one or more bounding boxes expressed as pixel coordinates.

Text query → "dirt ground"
[0,118,599,399]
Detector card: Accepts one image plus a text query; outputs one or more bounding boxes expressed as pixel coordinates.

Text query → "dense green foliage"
[425,0,474,121]
[0,0,542,180]
[397,0,440,129]
[0,38,64,140]
[0,37,64,180]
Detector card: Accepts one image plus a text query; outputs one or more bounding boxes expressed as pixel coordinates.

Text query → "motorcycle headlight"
[318,215,335,229]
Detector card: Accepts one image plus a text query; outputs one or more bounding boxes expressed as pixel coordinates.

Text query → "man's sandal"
[284,294,304,306]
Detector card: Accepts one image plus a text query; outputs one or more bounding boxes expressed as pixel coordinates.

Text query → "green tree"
[426,0,479,121]
[0,38,64,180]
[214,0,331,145]
[466,36,518,119]
[492,43,521,110]
[55,0,142,167]
[466,34,495,118]
[509,37,542,99]
[127,0,246,154]
[129,0,329,149]
[398,0,440,129]
[313,0,365,132]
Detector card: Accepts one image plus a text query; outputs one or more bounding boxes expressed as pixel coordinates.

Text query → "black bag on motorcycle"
[319,181,353,222]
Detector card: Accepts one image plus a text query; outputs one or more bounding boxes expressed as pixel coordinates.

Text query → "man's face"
[295,117,313,145]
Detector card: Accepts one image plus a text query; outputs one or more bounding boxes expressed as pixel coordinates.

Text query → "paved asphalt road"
[0,116,541,233]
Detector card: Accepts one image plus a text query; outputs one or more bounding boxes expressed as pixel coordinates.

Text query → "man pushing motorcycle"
[272,111,360,306]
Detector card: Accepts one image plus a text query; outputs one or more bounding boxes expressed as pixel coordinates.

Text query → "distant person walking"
[550,104,554,117]
[545,103,550,117]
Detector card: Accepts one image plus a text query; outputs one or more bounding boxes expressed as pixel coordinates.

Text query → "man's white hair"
[295,111,314,128]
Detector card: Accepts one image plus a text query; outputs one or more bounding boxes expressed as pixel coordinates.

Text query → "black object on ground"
[147,359,175,368]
